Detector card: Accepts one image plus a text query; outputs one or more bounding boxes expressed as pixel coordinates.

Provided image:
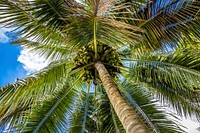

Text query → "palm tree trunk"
[95,61,150,133]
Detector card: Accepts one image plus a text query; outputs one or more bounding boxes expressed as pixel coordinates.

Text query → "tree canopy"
[0,0,200,132]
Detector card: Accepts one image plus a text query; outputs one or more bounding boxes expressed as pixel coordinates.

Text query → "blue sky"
[0,31,27,86]
[0,26,48,86]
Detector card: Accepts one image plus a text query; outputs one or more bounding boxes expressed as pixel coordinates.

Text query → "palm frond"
[97,18,143,49]
[61,0,144,50]
[124,58,200,92]
[122,50,200,120]
[1,0,199,132]
[68,84,96,133]
[170,40,200,71]
[119,80,186,133]
[13,76,83,133]
[129,0,200,52]
[0,0,144,50]
[15,39,72,61]
[0,0,68,46]
[0,60,75,127]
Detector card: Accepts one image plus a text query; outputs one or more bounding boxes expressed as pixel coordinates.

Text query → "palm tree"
[0,0,200,132]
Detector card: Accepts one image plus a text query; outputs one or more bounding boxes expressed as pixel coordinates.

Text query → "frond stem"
[81,82,91,133]
[139,0,180,27]
[121,58,200,76]
[93,18,98,58]
[110,104,120,133]
[44,0,68,24]
[33,74,84,133]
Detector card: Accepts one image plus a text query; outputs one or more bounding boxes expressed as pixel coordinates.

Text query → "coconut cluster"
[73,44,121,83]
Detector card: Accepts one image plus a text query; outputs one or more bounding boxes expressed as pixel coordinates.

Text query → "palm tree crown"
[0,0,200,132]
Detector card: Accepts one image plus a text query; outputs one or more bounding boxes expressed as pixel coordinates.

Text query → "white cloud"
[17,48,49,74]
[0,31,9,43]
[0,26,15,43]
[0,27,10,43]
[0,26,48,75]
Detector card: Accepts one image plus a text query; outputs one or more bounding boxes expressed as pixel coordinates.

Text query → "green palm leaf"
[14,39,72,61]
[0,60,75,127]
[68,84,96,133]
[122,49,200,120]
[120,80,186,133]
[0,0,200,132]
[14,77,82,133]
[0,0,144,50]
[170,42,200,71]
[0,0,67,46]
[129,0,200,52]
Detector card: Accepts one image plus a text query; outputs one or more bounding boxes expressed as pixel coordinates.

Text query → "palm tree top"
[0,0,200,132]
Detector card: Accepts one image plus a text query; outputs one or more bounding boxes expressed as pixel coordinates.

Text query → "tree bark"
[95,61,150,133]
